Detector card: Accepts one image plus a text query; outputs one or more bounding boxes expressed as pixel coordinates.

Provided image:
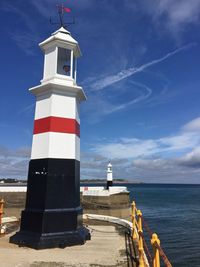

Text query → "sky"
[0,0,200,183]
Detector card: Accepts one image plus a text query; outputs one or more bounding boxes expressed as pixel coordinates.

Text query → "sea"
[127,183,200,267]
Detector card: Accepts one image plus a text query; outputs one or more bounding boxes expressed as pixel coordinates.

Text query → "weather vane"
[50,3,75,29]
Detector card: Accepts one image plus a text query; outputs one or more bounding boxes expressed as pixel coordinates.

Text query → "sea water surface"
[127,184,200,267]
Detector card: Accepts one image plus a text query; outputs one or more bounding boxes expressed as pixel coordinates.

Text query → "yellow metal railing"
[131,200,172,267]
[151,233,161,267]
[0,198,5,235]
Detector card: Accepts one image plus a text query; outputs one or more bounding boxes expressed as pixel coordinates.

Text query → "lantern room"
[39,27,80,85]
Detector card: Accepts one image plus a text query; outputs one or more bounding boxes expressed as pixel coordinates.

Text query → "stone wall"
[1,191,131,220]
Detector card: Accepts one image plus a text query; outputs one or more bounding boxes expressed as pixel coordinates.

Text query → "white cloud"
[133,158,169,170]
[81,148,200,183]
[93,138,159,159]
[178,147,200,168]
[0,146,30,178]
[131,156,200,183]
[158,0,200,26]
[82,116,200,182]
[91,116,200,160]
[182,117,200,132]
[141,0,200,35]
[159,133,199,152]
[93,133,200,160]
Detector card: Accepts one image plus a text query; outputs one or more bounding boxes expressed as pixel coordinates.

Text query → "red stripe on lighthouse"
[33,116,80,136]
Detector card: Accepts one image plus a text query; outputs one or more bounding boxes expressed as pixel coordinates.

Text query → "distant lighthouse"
[106,162,113,189]
[10,26,90,249]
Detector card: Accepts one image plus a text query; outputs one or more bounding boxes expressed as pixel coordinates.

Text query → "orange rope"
[141,232,153,265]
[141,216,172,267]
[154,241,172,267]
[135,220,139,229]
[133,202,172,267]
[142,217,153,238]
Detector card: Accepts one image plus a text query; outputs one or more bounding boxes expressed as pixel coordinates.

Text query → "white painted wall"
[31,132,80,160]
[0,186,128,194]
[35,93,80,123]
[43,46,57,80]
[107,172,113,181]
[0,186,27,192]
[81,186,128,196]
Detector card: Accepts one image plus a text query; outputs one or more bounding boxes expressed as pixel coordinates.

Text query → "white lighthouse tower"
[107,162,113,189]
[10,26,90,249]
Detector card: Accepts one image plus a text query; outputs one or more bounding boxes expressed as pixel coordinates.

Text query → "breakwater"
[0,188,130,220]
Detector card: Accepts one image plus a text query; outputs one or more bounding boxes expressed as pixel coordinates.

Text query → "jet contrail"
[90,43,195,91]
[104,81,152,114]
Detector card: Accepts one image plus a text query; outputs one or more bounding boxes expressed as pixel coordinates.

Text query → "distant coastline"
[80,179,144,185]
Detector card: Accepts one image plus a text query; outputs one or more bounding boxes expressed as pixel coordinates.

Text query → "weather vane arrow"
[50,3,75,29]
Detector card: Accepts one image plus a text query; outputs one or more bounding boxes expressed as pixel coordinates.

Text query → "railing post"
[0,199,5,234]
[151,233,160,267]
[131,201,137,239]
[137,209,145,267]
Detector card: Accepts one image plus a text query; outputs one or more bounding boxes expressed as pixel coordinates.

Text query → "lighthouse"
[10,26,90,249]
[106,162,113,189]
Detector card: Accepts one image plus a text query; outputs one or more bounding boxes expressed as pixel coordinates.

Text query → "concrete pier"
[0,188,138,266]
[0,224,128,267]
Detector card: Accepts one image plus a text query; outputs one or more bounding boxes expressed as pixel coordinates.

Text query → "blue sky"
[0,0,200,183]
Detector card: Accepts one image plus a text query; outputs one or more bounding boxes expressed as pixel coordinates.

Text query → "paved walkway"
[0,225,128,267]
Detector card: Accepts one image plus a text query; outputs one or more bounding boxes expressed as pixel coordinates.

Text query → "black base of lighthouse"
[106,180,113,189]
[10,158,90,249]
[10,226,90,249]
